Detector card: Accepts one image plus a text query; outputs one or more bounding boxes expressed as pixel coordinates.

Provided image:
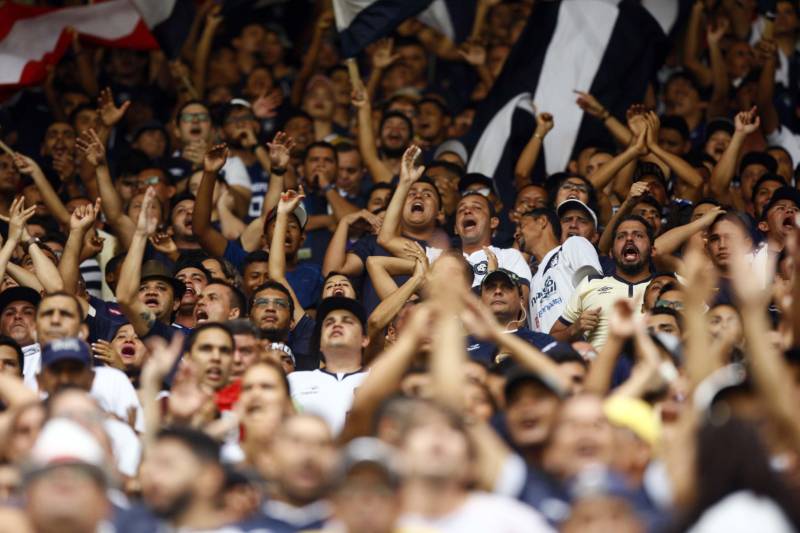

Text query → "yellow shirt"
[559,274,651,350]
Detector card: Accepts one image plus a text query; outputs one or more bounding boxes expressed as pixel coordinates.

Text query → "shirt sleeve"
[561,237,602,285]
[221,156,252,189]
[560,278,588,326]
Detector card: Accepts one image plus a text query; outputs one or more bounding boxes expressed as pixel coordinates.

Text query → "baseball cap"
[315,296,366,330]
[603,396,660,447]
[41,337,91,368]
[503,366,565,400]
[481,268,522,290]
[433,139,468,165]
[335,437,400,487]
[24,418,109,485]
[762,186,800,218]
[141,260,187,298]
[265,202,308,230]
[557,199,598,228]
[0,286,41,314]
[458,173,493,194]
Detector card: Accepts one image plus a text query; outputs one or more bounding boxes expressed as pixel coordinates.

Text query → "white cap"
[27,418,108,483]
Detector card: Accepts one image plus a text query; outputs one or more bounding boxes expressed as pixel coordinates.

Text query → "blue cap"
[41,338,91,368]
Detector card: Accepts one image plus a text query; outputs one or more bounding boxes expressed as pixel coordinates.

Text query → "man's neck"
[683,108,703,131]
[529,235,559,263]
[174,311,195,328]
[615,268,651,284]
[176,239,202,251]
[401,478,467,519]
[401,224,435,242]
[320,349,362,373]
[173,501,228,530]
[767,234,786,253]
[313,120,333,141]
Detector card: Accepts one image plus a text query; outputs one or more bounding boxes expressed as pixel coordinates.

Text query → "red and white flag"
[0,0,193,89]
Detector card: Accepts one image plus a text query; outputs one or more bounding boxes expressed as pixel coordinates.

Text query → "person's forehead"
[115,323,135,336]
[410,181,437,194]
[770,199,798,211]
[307,146,335,159]
[756,179,784,192]
[173,199,194,212]
[324,309,358,321]
[0,346,18,359]
[337,149,361,162]
[458,195,488,209]
[196,327,232,345]
[650,313,677,325]
[204,283,229,296]
[255,287,286,299]
[5,300,36,311]
[177,267,204,278]
[47,122,74,134]
[617,220,647,233]
[38,295,78,313]
[286,116,312,128]
[244,260,268,272]
[710,304,738,318]
[183,103,209,114]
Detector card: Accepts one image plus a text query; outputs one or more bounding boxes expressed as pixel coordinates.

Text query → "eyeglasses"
[560,182,590,193]
[253,297,290,309]
[140,175,163,186]
[655,299,683,311]
[179,112,210,123]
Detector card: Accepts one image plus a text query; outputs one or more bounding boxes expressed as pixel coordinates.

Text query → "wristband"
[322,183,336,193]
[271,166,286,176]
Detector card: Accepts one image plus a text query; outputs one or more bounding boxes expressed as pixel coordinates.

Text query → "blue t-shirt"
[87,296,128,343]
[466,327,556,366]
[224,240,324,309]
[245,162,270,222]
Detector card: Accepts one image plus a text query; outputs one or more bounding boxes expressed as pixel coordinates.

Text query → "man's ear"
[650,245,657,258]
[361,334,370,350]
[229,308,241,320]
[490,216,500,231]
[567,160,579,174]
[78,323,89,341]
[758,220,769,233]
[436,210,446,225]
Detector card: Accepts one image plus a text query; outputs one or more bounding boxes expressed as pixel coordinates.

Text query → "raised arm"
[589,126,648,192]
[269,189,306,325]
[322,210,381,277]
[352,78,393,184]
[12,153,70,227]
[710,107,760,201]
[706,21,731,119]
[376,145,425,256]
[366,255,417,301]
[290,10,334,106]
[514,106,553,186]
[598,182,649,255]
[682,2,713,87]
[59,198,102,295]
[116,187,159,337]
[574,90,633,146]
[192,6,223,98]
[654,205,723,258]
[77,128,137,249]
[365,39,400,101]
[0,198,36,285]
[644,112,704,190]
[755,38,781,136]
[192,144,230,258]
[583,300,635,395]
[240,132,295,252]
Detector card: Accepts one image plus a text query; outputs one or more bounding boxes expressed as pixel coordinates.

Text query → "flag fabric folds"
[463,0,670,208]
[333,0,476,58]
[0,0,194,89]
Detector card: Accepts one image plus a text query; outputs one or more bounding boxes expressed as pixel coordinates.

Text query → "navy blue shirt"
[288,314,318,370]
[87,296,128,343]
[466,327,556,366]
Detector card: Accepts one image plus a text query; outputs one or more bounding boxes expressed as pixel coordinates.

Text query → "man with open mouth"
[550,215,655,350]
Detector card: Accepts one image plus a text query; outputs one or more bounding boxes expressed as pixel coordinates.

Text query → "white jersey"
[529,237,602,333]
[91,366,145,433]
[427,246,533,287]
[288,369,368,435]
[22,343,41,391]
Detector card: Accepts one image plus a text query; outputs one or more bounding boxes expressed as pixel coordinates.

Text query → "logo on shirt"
[597,285,614,295]
[473,261,488,275]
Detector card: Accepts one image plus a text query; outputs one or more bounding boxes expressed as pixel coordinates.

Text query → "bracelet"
[533,133,545,140]
[271,167,286,176]
[600,109,611,121]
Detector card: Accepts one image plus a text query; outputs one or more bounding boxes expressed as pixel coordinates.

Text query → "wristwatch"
[271,166,286,176]
[22,237,42,254]
[321,183,336,193]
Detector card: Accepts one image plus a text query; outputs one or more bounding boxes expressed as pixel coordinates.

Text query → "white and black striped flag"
[333,0,476,58]
[463,0,687,208]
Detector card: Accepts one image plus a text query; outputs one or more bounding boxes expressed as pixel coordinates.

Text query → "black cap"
[763,186,800,218]
[315,297,367,333]
[458,173,493,194]
[141,260,186,298]
[131,120,167,142]
[481,268,522,289]
[0,286,41,314]
[739,151,778,175]
[503,366,565,400]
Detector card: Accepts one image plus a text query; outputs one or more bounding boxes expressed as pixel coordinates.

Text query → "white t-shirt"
[427,246,533,287]
[91,366,145,433]
[399,492,554,533]
[222,155,253,190]
[22,343,41,390]
[288,369,368,435]
[529,237,602,333]
[104,417,142,477]
[766,126,800,176]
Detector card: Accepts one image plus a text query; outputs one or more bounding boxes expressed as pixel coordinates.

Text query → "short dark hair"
[612,214,654,243]
[521,208,561,241]
[633,195,662,212]
[460,190,495,218]
[335,141,359,155]
[304,141,336,161]
[751,173,787,202]
[227,318,259,337]
[425,160,464,180]
[208,280,247,314]
[156,426,221,464]
[186,322,234,353]
[0,335,24,376]
[250,281,295,318]
[244,250,269,268]
[650,305,684,331]
[174,100,210,125]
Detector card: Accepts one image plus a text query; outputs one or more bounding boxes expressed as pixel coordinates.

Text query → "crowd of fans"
[0,0,799,531]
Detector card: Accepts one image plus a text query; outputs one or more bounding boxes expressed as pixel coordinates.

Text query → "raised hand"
[75,128,106,167]
[80,230,105,261]
[12,153,41,176]
[680,237,717,301]
[142,332,184,386]
[627,181,650,200]
[483,246,498,273]
[607,301,635,338]
[574,90,606,118]
[70,197,101,233]
[7,196,36,243]
[343,209,382,233]
[534,106,554,137]
[277,187,305,215]
[399,145,425,186]
[734,106,760,135]
[629,125,649,157]
[458,40,487,67]
[253,88,283,119]
[626,103,648,135]
[577,307,602,336]
[266,131,295,169]
[644,111,660,147]
[401,240,428,265]
[351,82,368,109]
[203,143,228,173]
[150,231,178,256]
[183,140,208,166]
[372,37,400,69]
[136,187,159,236]
[97,87,131,128]
[706,19,729,46]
